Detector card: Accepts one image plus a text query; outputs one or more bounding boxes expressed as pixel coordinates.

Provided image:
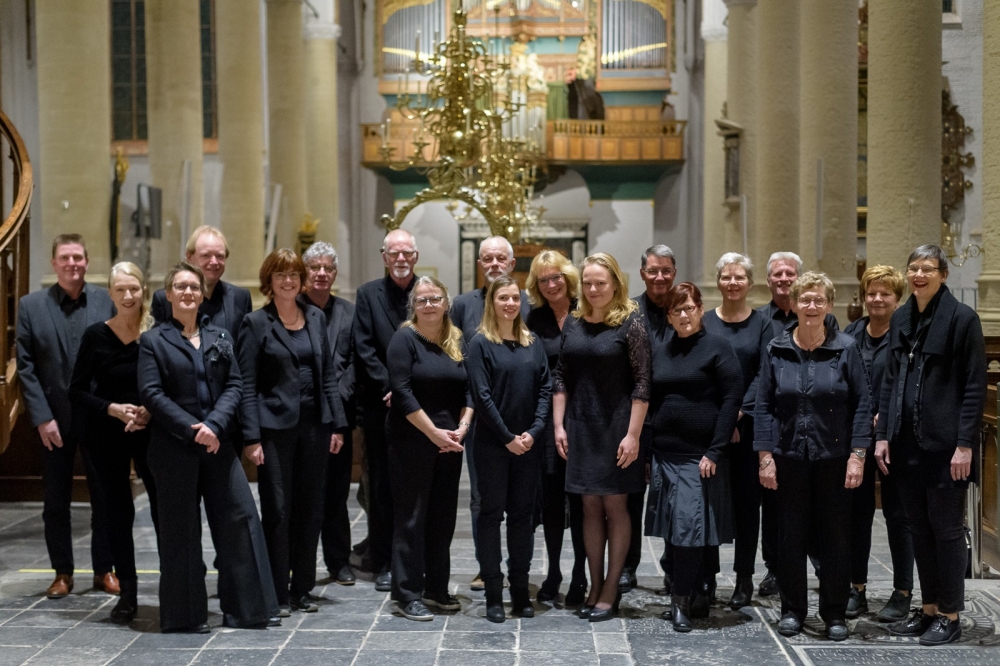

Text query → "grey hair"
[641,244,676,269]
[790,271,835,304]
[381,229,419,252]
[766,251,803,277]
[907,244,949,273]
[480,236,514,259]
[715,252,754,284]
[301,241,339,269]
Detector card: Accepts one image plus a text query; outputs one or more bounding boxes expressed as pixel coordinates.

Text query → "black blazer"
[151,280,252,341]
[299,293,356,428]
[352,276,414,402]
[16,283,115,429]
[138,321,242,445]
[237,302,346,442]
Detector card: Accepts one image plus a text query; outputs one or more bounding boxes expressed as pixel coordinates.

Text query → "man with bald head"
[450,236,530,591]
[352,229,419,592]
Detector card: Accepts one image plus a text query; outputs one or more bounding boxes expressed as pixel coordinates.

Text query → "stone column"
[305,0,341,249]
[145,0,204,270]
[215,0,266,283]
[979,1,1000,333]
[35,0,112,277]
[701,0,728,288]
[866,0,941,271]
[267,0,309,250]
[799,0,858,317]
[755,0,800,268]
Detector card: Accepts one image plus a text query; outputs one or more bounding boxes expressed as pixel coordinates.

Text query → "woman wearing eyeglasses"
[645,283,742,631]
[876,245,986,646]
[525,251,588,606]
[237,248,348,615]
[755,272,872,641]
[386,276,474,621]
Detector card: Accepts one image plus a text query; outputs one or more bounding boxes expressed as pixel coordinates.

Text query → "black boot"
[667,594,693,632]
[485,580,505,624]
[110,577,138,625]
[511,587,534,618]
[690,577,714,618]
[729,576,754,610]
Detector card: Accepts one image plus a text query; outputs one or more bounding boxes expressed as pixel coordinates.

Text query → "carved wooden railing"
[0,110,33,455]
[546,119,686,163]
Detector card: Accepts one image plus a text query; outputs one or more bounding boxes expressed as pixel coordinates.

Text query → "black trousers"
[259,411,330,604]
[362,400,393,572]
[43,433,113,576]
[389,438,463,603]
[897,472,966,613]
[775,456,852,624]
[466,438,481,562]
[880,467,915,591]
[730,417,775,577]
[624,488,646,572]
[475,442,540,591]
[322,429,354,573]
[86,429,158,581]
[540,461,587,585]
[148,435,277,631]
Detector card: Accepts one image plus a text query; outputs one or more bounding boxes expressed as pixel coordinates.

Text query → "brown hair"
[665,282,703,313]
[860,265,905,300]
[259,248,306,299]
[164,261,206,294]
[574,253,638,327]
[52,234,87,259]
[525,249,579,306]
[478,276,533,346]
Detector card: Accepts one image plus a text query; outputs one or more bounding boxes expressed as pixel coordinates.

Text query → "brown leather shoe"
[46,574,74,599]
[94,572,120,595]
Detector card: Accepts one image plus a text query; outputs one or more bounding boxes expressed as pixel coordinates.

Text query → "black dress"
[69,323,158,581]
[553,311,651,495]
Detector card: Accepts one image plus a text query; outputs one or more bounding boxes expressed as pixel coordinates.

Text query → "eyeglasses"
[670,305,698,317]
[797,297,828,308]
[307,264,336,274]
[274,271,300,282]
[906,264,941,276]
[415,296,445,308]
[643,268,676,277]
[536,273,565,286]
[172,283,202,293]
[385,250,417,260]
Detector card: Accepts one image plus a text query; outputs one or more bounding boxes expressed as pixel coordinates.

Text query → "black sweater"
[649,328,743,462]
[467,333,552,447]
[701,308,771,413]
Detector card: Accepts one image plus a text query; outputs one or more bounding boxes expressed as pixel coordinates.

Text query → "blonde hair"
[109,261,153,332]
[478,276,533,346]
[185,225,230,258]
[525,250,580,306]
[404,276,464,362]
[790,271,836,303]
[860,265,905,300]
[574,253,638,327]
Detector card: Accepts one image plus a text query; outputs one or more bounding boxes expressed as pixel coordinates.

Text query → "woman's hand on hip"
[699,456,716,478]
[330,433,344,454]
[875,440,891,475]
[616,433,638,469]
[554,425,569,460]
[951,446,972,482]
[191,423,220,454]
[758,453,777,490]
[845,456,864,489]
[246,442,264,466]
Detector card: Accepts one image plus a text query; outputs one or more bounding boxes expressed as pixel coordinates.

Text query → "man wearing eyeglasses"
[352,229,420,592]
[450,236,530,592]
[758,251,838,341]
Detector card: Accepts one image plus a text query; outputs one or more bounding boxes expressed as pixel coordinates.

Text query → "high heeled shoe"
[588,592,621,623]
[578,604,596,619]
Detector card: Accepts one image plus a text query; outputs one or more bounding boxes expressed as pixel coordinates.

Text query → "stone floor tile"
[598,654,635,666]
[204,629,290,649]
[269,648,357,666]
[438,649,517,665]
[351,649,437,666]
[107,648,198,665]
[519,611,593,632]
[296,611,377,631]
[0,647,39,665]
[443,612,517,632]
[517,651,601,665]
[2,609,91,628]
[128,631,215,650]
[520,630,598,652]
[362,629,442,650]
[190,649,277,665]
[284,629,366,649]
[31,595,114,611]
[371,613,445,631]
[0,626,67,646]
[48,627,138,650]
[440,630,516,650]
[15,647,122,665]
[593,632,630,654]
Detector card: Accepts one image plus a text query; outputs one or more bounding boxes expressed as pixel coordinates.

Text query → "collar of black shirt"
[55,283,88,307]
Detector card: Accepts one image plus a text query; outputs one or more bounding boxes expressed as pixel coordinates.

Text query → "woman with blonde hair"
[69,262,157,624]
[553,253,651,621]
[386,275,475,621]
[468,276,552,622]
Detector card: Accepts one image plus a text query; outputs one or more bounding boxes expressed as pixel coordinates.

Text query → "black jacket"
[151,280,252,341]
[875,285,986,454]
[352,275,415,402]
[237,302,347,442]
[138,321,242,446]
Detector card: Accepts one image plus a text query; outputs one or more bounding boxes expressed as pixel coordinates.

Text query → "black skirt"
[644,452,733,547]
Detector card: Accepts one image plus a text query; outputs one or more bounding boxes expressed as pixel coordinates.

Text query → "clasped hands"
[109,403,150,433]
[506,433,535,455]
[430,425,467,453]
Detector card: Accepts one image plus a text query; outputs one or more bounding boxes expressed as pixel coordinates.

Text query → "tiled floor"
[0,476,999,665]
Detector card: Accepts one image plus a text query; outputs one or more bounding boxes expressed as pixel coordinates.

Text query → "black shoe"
[536,577,561,603]
[827,620,849,642]
[887,610,935,636]
[729,576,753,610]
[399,600,433,621]
[578,604,595,619]
[845,587,868,618]
[374,570,392,592]
[876,590,912,623]
[165,623,211,634]
[422,592,461,611]
[290,595,319,613]
[565,580,588,606]
[109,578,138,625]
[919,615,962,646]
[511,589,534,618]
[667,594,693,632]
[589,594,620,624]
[658,574,673,596]
[349,537,374,573]
[331,565,356,586]
[777,613,802,637]
[485,599,506,623]
[267,616,282,627]
[223,615,270,630]
[618,569,637,594]
[758,571,779,597]
[689,592,710,619]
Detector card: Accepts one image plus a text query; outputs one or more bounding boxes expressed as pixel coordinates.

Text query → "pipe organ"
[600,0,669,71]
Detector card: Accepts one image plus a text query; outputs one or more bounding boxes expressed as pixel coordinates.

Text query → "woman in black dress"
[701,253,772,610]
[645,283,742,631]
[553,252,650,622]
[139,263,279,632]
[525,250,587,605]
[387,276,474,621]
[238,249,347,615]
[469,276,552,622]
[69,261,157,624]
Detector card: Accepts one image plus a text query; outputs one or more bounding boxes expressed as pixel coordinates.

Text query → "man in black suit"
[151,225,252,340]
[449,236,530,591]
[16,234,117,599]
[352,229,419,591]
[299,241,358,587]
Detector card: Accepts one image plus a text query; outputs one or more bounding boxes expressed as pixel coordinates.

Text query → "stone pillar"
[755,0,800,268]
[867,0,941,271]
[215,0,266,283]
[305,0,341,250]
[35,0,112,278]
[722,0,757,292]
[799,0,858,317]
[701,0,728,288]
[979,1,1000,333]
[145,0,204,270]
[267,0,309,250]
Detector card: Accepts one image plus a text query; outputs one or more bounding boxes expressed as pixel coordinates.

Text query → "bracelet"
[759,458,774,470]
[458,421,471,428]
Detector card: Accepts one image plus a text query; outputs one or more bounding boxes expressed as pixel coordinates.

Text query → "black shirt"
[56,285,88,366]
[288,327,317,406]
[68,322,140,438]
[701,308,771,413]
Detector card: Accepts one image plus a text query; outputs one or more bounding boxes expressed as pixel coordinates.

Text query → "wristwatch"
[852,449,867,460]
